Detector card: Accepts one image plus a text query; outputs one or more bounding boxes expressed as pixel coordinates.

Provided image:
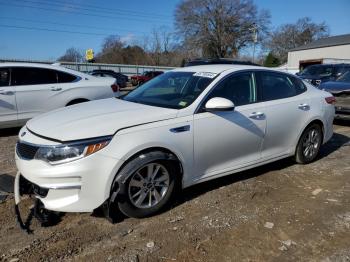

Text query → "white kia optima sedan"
[14,64,335,219]
[0,63,120,128]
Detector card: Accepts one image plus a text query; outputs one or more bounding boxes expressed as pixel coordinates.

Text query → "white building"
[287,34,350,71]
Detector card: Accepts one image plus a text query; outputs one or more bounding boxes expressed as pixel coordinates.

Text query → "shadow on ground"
[0,127,21,137]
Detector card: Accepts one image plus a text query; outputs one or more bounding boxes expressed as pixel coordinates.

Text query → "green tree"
[263,52,280,67]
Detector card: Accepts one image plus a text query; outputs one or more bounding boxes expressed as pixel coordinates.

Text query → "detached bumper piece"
[14,172,61,234]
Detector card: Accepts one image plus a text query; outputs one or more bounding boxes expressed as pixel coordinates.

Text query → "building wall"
[287,44,350,68]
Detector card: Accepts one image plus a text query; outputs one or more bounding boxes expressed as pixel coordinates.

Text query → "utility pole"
[250,23,258,63]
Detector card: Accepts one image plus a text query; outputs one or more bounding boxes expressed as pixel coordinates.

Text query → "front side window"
[0,68,10,87]
[205,72,257,106]
[123,71,216,109]
[259,72,299,101]
[11,67,57,86]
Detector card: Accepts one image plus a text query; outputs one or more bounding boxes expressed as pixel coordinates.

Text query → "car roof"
[184,58,260,67]
[172,64,265,74]
[0,62,90,78]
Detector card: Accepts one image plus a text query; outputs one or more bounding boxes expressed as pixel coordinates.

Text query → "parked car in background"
[90,69,128,88]
[0,63,119,128]
[130,71,163,86]
[15,64,334,221]
[184,58,260,67]
[297,63,350,86]
[319,70,350,120]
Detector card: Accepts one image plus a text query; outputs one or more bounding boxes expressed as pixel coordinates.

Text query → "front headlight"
[34,136,112,165]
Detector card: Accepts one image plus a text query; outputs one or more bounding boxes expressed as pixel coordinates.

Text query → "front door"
[193,72,266,180]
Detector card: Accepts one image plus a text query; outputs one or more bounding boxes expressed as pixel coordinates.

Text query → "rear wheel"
[295,124,323,164]
[116,155,178,218]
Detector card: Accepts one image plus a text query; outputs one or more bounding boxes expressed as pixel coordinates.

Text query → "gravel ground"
[0,122,349,262]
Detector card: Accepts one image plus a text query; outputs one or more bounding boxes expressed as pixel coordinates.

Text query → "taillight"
[111,83,119,92]
[325,96,336,104]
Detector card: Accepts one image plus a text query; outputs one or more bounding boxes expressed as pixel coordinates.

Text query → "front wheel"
[117,158,177,218]
[295,124,323,164]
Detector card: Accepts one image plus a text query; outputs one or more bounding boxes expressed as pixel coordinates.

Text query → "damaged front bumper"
[14,172,57,233]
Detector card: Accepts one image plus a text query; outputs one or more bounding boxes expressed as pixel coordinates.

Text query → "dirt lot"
[0,122,350,262]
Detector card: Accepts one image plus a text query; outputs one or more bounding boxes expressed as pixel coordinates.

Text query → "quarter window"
[11,67,57,86]
[206,72,257,106]
[0,68,10,87]
[56,71,78,83]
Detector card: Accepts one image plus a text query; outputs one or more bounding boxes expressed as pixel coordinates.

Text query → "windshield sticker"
[193,72,218,78]
[178,101,187,107]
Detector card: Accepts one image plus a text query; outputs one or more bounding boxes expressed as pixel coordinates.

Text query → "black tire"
[116,153,179,218]
[295,123,323,164]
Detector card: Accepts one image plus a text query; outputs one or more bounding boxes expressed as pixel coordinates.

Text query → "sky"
[0,0,349,61]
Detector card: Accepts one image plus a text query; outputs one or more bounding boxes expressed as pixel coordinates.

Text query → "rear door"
[12,67,58,121]
[0,67,17,126]
[256,71,310,158]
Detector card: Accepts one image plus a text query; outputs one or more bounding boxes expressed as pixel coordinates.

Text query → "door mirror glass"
[205,97,235,111]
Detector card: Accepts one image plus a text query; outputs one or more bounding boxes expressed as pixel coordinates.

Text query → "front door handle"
[0,90,15,95]
[298,103,310,110]
[50,87,62,91]
[249,112,265,119]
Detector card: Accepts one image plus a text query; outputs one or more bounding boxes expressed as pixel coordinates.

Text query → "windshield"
[123,71,217,109]
[300,65,333,77]
[336,71,350,82]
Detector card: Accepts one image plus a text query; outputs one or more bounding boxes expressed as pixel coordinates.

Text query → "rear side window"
[0,68,10,87]
[259,72,304,101]
[56,71,78,83]
[11,67,57,86]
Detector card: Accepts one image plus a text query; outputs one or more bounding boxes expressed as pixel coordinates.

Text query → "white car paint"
[15,64,335,213]
[0,63,119,128]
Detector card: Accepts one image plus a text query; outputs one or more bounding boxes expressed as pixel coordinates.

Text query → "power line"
[0,1,172,25]
[0,24,127,36]
[14,0,170,19]
[0,16,145,34]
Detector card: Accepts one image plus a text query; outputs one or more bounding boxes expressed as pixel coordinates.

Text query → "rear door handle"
[50,87,62,91]
[298,103,310,110]
[249,112,265,119]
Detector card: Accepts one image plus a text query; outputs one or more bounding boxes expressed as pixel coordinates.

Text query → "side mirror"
[205,97,235,112]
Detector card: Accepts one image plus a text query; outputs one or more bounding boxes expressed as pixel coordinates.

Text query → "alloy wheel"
[128,163,170,209]
[302,128,321,159]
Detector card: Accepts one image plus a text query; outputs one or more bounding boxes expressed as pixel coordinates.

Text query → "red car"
[130,71,163,86]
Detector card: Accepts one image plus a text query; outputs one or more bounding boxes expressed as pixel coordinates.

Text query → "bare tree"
[57,47,83,62]
[95,35,125,64]
[175,0,270,58]
[264,17,329,63]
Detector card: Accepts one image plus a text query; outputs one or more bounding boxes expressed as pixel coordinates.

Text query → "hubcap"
[302,128,320,159]
[128,163,170,209]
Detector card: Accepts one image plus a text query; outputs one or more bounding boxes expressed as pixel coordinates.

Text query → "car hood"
[319,81,350,93]
[26,98,178,142]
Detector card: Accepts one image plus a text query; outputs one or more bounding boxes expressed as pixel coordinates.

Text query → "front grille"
[16,142,39,160]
